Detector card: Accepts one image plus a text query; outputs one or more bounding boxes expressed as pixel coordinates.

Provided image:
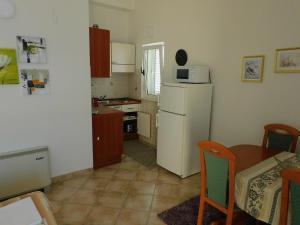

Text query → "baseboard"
[52,168,93,184]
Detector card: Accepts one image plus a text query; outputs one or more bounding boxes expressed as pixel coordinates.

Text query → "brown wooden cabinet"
[92,112,123,169]
[89,27,110,77]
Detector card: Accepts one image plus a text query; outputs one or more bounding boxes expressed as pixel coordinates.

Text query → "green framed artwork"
[0,48,19,84]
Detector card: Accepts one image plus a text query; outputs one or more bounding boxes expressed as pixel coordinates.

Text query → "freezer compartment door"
[159,84,186,115]
[157,110,184,175]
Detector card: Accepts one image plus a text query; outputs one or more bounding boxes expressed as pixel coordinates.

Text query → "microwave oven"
[175,65,210,83]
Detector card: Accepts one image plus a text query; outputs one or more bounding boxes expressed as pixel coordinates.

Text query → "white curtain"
[143,48,161,96]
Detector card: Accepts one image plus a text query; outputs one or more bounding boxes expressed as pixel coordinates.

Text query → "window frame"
[141,42,164,102]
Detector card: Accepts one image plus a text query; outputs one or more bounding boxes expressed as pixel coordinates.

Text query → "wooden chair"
[262,123,300,153]
[197,141,247,225]
[279,168,300,225]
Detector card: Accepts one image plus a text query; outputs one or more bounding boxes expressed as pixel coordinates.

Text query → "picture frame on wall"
[20,69,50,96]
[0,48,19,85]
[275,47,300,73]
[16,36,47,64]
[241,55,265,83]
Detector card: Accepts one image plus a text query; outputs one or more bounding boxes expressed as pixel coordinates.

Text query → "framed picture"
[16,36,47,64]
[0,48,19,85]
[20,69,50,96]
[241,55,265,83]
[275,47,300,73]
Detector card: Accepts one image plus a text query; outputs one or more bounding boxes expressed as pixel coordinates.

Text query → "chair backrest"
[280,168,300,225]
[262,124,300,153]
[199,141,236,210]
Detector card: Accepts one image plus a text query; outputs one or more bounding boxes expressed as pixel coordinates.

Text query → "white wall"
[90,1,133,98]
[90,0,135,11]
[0,0,93,177]
[130,0,300,150]
[92,74,129,98]
[89,2,132,42]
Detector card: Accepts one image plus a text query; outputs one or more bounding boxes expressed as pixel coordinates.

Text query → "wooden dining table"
[230,144,281,172]
[230,144,299,225]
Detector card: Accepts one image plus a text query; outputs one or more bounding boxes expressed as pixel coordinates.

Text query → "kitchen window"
[141,42,164,101]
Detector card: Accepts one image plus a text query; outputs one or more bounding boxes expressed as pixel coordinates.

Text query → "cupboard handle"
[97,137,100,141]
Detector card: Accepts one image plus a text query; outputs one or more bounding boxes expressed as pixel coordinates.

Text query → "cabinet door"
[107,114,123,158]
[111,42,135,65]
[92,116,107,167]
[89,27,110,77]
[92,114,123,168]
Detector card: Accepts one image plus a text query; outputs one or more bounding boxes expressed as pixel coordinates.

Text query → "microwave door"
[177,68,189,80]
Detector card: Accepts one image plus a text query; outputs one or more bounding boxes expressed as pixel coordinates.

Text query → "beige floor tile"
[105,162,122,169]
[49,200,63,214]
[86,206,120,225]
[46,185,77,202]
[157,171,181,185]
[94,168,118,178]
[105,179,130,193]
[83,177,110,190]
[179,183,200,200]
[129,181,156,195]
[114,169,137,180]
[122,155,133,162]
[147,212,166,225]
[151,196,181,212]
[57,203,92,224]
[155,183,181,198]
[124,193,153,211]
[135,170,158,182]
[116,209,149,225]
[56,220,83,225]
[61,177,89,188]
[68,189,98,205]
[47,151,202,225]
[181,173,200,186]
[98,191,127,208]
[119,161,141,170]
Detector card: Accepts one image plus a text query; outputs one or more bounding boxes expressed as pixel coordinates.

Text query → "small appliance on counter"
[175,65,210,83]
[174,49,211,83]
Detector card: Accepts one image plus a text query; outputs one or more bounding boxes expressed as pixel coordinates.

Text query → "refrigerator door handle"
[156,113,159,128]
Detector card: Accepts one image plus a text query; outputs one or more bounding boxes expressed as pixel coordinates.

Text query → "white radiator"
[137,112,151,138]
[0,146,51,200]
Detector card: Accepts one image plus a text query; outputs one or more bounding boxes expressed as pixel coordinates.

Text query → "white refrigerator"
[157,82,213,178]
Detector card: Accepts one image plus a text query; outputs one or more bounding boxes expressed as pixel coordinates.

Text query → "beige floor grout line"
[112,173,136,225]
[144,183,158,225]
[50,155,197,225]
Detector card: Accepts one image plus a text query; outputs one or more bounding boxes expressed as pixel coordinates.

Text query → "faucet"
[99,95,106,100]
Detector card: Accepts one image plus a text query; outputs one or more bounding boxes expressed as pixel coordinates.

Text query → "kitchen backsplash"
[92,74,129,98]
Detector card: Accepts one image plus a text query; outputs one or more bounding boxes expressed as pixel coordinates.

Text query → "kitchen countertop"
[97,98,141,106]
[92,106,124,116]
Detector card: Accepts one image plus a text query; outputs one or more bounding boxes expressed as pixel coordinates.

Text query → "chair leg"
[197,198,206,225]
[226,211,233,225]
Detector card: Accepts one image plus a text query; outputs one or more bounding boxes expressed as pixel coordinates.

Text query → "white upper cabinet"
[111,42,136,73]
